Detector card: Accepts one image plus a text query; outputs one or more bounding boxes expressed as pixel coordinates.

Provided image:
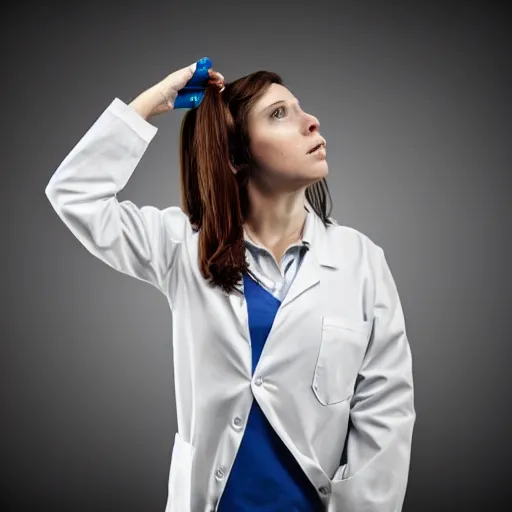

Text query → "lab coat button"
[319,486,330,494]
[233,416,243,429]
[255,376,263,386]
[215,468,224,480]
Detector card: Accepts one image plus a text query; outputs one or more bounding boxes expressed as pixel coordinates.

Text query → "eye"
[271,106,286,119]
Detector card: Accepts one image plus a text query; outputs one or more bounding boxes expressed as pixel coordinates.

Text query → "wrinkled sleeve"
[45,98,190,296]
[329,246,416,512]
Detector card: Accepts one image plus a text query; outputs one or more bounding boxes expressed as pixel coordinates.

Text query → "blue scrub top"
[218,273,324,512]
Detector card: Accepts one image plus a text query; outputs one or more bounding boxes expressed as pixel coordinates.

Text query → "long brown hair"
[178,70,333,295]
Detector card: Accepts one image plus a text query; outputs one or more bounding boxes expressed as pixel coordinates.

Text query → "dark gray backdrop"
[2,1,510,511]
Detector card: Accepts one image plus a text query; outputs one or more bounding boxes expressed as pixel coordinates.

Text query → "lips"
[307,140,326,154]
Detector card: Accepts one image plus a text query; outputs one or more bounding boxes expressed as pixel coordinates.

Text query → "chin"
[284,164,329,188]
[298,172,328,189]
[309,163,329,182]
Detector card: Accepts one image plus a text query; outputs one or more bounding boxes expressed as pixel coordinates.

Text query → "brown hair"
[178,70,333,295]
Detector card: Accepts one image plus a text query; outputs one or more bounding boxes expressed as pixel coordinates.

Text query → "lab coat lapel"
[224,212,338,342]
[281,213,338,308]
[280,245,320,308]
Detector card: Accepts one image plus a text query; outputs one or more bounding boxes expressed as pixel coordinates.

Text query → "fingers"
[209,68,224,82]
[208,68,225,89]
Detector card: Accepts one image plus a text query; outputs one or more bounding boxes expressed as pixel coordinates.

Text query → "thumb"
[186,57,212,87]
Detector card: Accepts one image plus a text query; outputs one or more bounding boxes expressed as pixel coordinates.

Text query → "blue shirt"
[217,272,324,511]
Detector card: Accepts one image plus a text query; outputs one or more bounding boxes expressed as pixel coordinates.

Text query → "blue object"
[217,273,325,512]
[173,57,212,109]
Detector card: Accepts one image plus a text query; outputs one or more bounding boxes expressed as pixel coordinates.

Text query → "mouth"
[307,141,326,154]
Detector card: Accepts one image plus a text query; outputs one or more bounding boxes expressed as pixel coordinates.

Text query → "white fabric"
[45,97,416,512]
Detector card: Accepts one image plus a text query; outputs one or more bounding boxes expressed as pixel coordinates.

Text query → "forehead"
[251,83,297,116]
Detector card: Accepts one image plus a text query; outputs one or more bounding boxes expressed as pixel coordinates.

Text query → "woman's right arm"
[44,62,224,295]
[44,95,188,295]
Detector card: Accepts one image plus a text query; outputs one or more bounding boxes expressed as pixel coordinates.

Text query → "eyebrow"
[259,98,299,115]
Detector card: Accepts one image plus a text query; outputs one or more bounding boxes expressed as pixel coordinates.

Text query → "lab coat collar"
[234,204,338,308]
[241,204,338,270]
[277,207,338,307]
[306,206,339,270]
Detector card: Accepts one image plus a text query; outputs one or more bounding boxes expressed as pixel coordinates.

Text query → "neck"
[243,183,308,248]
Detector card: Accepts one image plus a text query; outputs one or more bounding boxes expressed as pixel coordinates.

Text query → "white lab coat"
[45,98,416,512]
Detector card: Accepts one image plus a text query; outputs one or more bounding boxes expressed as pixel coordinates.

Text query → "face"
[244,83,328,192]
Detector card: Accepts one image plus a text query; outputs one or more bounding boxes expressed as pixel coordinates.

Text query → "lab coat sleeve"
[45,98,189,296]
[329,246,416,512]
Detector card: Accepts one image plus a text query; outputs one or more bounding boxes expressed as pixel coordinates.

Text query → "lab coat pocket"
[312,316,372,406]
[165,432,195,512]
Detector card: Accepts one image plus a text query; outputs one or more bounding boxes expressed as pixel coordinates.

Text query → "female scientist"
[45,58,415,512]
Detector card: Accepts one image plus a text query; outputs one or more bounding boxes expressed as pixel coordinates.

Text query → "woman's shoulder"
[160,206,196,239]
[326,219,383,255]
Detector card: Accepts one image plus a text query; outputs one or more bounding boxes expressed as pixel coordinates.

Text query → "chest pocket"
[312,316,373,406]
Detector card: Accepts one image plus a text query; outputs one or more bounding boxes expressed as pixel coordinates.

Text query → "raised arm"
[44,62,225,296]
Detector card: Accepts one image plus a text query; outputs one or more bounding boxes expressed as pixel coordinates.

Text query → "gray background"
[2,1,510,510]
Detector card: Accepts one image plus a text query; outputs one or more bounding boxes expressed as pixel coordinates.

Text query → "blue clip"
[173,57,212,109]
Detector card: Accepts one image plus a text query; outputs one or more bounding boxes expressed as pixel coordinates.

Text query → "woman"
[45,59,415,512]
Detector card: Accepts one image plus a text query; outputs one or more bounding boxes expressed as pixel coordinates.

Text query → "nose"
[305,112,320,133]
